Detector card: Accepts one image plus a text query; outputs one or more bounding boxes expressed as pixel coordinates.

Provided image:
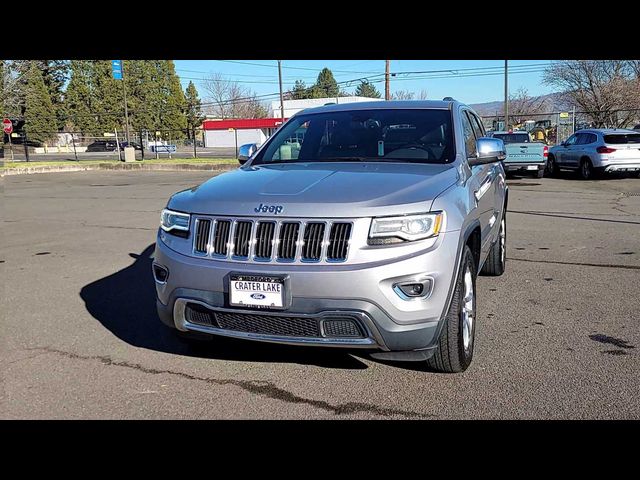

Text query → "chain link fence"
[481,109,640,146]
[3,128,236,162]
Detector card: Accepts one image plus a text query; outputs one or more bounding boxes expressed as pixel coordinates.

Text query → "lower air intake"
[322,318,364,338]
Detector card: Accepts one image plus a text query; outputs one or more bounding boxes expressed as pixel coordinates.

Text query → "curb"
[2,162,238,176]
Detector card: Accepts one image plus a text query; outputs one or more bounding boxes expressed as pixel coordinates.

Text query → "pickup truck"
[490,131,548,178]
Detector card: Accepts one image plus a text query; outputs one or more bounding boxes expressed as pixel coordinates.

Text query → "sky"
[173,60,556,106]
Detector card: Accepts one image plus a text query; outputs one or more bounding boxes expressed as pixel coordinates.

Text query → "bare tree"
[418,89,429,100]
[543,60,640,128]
[391,90,415,100]
[1,61,21,117]
[201,73,267,119]
[508,87,546,126]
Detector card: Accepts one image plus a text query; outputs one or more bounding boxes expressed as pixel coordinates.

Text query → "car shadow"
[79,244,369,370]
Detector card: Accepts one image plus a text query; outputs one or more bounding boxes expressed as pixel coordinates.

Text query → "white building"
[203,96,383,149]
[270,96,383,119]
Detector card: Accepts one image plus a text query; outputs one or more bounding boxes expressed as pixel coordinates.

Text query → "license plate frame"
[228,273,291,310]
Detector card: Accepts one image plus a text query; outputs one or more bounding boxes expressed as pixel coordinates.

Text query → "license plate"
[229,274,285,308]
[527,165,538,170]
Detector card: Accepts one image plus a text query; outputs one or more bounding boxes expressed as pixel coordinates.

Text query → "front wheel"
[480,213,506,276]
[427,245,477,373]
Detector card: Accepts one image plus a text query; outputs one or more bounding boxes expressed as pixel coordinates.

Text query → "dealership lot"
[2,170,639,419]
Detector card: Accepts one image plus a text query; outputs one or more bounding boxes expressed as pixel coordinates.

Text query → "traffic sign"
[559,112,570,118]
[3,118,13,134]
[112,60,123,80]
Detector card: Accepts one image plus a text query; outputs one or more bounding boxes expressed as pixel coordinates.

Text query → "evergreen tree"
[289,79,309,99]
[161,61,187,138]
[23,64,57,145]
[311,68,339,98]
[355,80,381,98]
[92,60,124,134]
[185,81,203,137]
[11,60,68,130]
[64,60,99,135]
[123,60,157,135]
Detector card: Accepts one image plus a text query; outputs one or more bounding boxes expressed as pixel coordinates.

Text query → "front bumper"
[153,229,462,354]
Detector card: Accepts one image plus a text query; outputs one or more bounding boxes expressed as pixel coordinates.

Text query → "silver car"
[153,100,508,373]
[547,128,640,179]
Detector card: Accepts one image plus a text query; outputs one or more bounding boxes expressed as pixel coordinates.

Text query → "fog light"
[393,279,433,299]
[153,263,169,284]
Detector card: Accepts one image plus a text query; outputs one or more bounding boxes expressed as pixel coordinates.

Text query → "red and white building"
[202,96,382,148]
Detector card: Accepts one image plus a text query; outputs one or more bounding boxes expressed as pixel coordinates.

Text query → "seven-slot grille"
[192,217,352,262]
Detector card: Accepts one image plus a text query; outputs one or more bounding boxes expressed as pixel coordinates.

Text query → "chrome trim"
[392,276,434,301]
[605,164,640,172]
[173,298,382,348]
[253,220,277,262]
[325,221,354,264]
[191,216,354,264]
[192,218,213,256]
[152,262,169,285]
[300,220,327,263]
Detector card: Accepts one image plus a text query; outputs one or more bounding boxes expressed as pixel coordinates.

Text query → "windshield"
[493,133,530,144]
[604,134,640,144]
[252,109,454,165]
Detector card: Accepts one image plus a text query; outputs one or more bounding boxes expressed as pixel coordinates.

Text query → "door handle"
[474,175,493,202]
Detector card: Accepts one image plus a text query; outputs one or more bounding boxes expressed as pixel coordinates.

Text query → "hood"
[168,162,459,218]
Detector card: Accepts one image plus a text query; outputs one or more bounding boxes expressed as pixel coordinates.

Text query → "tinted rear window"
[493,133,530,144]
[604,134,640,144]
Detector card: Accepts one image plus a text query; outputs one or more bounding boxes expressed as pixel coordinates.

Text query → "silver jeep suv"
[153,100,508,372]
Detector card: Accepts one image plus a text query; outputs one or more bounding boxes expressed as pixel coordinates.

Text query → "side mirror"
[238,143,258,165]
[469,137,506,166]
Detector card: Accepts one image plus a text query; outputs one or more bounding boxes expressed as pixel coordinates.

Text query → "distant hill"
[469,92,573,117]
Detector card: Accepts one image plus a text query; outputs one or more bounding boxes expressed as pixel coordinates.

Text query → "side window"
[469,112,485,138]
[576,133,589,145]
[587,133,597,144]
[461,111,477,158]
[565,134,578,146]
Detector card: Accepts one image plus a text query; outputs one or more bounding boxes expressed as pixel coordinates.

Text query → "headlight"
[160,208,190,232]
[369,212,443,244]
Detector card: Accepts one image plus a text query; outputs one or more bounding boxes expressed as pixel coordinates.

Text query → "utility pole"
[504,60,509,131]
[278,60,285,122]
[385,60,390,100]
[122,62,131,143]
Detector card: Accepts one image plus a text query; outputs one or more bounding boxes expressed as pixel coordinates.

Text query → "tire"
[427,245,477,373]
[579,158,594,180]
[536,169,545,178]
[546,155,557,177]
[480,212,506,276]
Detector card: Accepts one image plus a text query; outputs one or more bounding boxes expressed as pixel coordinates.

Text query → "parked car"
[86,140,118,152]
[633,124,640,132]
[489,131,548,178]
[119,141,142,151]
[547,129,640,179]
[153,99,508,373]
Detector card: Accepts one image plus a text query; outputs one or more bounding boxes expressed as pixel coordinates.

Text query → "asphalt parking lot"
[2,170,639,419]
